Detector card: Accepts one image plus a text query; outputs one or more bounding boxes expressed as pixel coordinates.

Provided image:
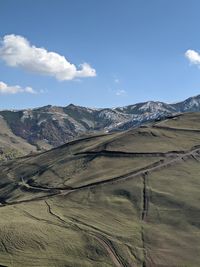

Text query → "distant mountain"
[0,94,200,155]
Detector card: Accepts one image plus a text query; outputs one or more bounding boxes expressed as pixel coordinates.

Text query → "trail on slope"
[153,125,200,133]
[1,145,200,208]
[44,200,126,267]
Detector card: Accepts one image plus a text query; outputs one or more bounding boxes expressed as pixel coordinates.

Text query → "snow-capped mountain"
[0,95,200,151]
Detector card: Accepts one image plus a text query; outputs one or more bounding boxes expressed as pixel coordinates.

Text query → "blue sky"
[1,0,200,109]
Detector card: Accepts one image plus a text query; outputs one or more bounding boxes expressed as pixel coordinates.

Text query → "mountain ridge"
[0,94,200,159]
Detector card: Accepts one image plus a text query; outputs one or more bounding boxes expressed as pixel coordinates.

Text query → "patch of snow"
[21,110,33,123]
[37,119,47,125]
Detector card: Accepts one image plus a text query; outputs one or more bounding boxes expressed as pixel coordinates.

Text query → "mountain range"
[1,94,200,159]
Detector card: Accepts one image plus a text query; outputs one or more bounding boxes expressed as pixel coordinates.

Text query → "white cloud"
[185,49,200,65]
[114,78,120,83]
[0,81,37,94]
[115,89,127,96]
[39,89,48,94]
[0,34,96,81]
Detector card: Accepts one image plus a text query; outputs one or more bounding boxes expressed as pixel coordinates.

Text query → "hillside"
[1,95,200,154]
[0,115,37,161]
[0,112,200,266]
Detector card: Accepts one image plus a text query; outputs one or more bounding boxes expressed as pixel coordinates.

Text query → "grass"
[0,112,200,266]
[157,112,200,129]
[143,158,200,266]
[0,202,113,267]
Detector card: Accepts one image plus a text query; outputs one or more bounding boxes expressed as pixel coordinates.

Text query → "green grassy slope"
[0,112,200,266]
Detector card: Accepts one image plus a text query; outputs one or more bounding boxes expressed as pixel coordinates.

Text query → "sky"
[1,0,200,109]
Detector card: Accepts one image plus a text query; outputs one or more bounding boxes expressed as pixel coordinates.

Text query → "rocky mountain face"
[0,94,200,151]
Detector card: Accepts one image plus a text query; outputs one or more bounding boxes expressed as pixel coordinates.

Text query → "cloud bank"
[0,34,96,81]
[0,81,36,94]
[185,49,200,65]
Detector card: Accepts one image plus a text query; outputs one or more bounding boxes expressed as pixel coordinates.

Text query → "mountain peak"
[67,103,76,108]
[1,94,200,151]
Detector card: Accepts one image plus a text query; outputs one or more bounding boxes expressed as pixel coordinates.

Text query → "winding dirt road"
[1,145,200,209]
[1,142,200,266]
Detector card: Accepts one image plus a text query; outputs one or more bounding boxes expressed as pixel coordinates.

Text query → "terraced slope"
[0,112,200,266]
